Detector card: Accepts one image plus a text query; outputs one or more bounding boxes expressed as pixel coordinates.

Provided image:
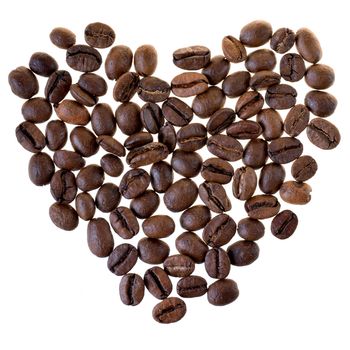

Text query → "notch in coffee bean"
[199,182,231,213]
[265,84,297,109]
[267,137,303,164]
[270,28,296,54]
[232,166,257,200]
[144,266,173,300]
[171,72,209,97]
[66,45,102,72]
[152,297,186,324]
[280,53,306,82]
[222,35,247,63]
[126,142,169,168]
[50,170,77,204]
[113,72,139,102]
[124,132,153,150]
[110,206,139,239]
[163,254,195,278]
[177,276,208,298]
[176,123,207,152]
[173,45,210,70]
[306,118,340,150]
[107,243,138,276]
[140,103,164,134]
[162,97,193,126]
[291,155,318,182]
[207,134,243,162]
[84,22,115,48]
[284,104,310,137]
[45,70,72,105]
[201,158,234,184]
[16,121,46,153]
[138,76,170,103]
[245,195,280,219]
[206,108,236,135]
[271,210,298,239]
[235,91,264,119]
[119,273,145,306]
[205,248,230,279]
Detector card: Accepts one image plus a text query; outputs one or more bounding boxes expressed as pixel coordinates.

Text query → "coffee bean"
[29,52,58,77]
[175,231,208,263]
[76,165,104,192]
[150,161,173,193]
[138,76,170,103]
[207,134,243,161]
[171,72,209,97]
[177,123,207,152]
[245,194,280,219]
[279,181,312,205]
[202,214,236,247]
[180,205,211,231]
[142,215,175,239]
[280,53,306,82]
[66,45,102,72]
[206,108,236,135]
[107,243,138,276]
[50,170,77,204]
[130,190,160,219]
[237,217,265,241]
[53,150,85,171]
[250,70,281,90]
[173,45,210,70]
[50,27,76,49]
[245,49,276,73]
[90,103,115,136]
[84,22,115,48]
[75,192,95,221]
[271,210,298,240]
[268,137,303,164]
[124,132,153,150]
[284,104,310,137]
[87,218,114,257]
[171,150,202,178]
[126,142,169,168]
[152,297,186,324]
[134,45,157,76]
[306,118,340,150]
[291,155,318,182]
[256,108,283,141]
[242,138,268,169]
[55,100,90,125]
[105,45,133,80]
[119,168,150,199]
[49,203,79,231]
[45,70,72,105]
[296,28,322,63]
[8,66,39,99]
[16,121,45,153]
[235,91,264,119]
[240,20,272,47]
[205,248,230,279]
[265,84,297,109]
[119,273,145,306]
[177,276,207,298]
[199,182,231,213]
[222,71,250,98]
[95,183,121,213]
[227,241,260,266]
[259,163,286,194]
[270,28,296,54]
[305,64,335,89]
[70,84,97,106]
[113,72,139,102]
[222,35,247,63]
[207,279,239,306]
[201,157,234,184]
[115,102,142,135]
[70,126,99,157]
[100,154,123,177]
[305,91,337,118]
[98,134,126,157]
[232,166,257,200]
[78,73,107,97]
[192,86,225,118]
[110,206,139,239]
[162,97,193,126]
[202,55,230,85]
[164,255,195,277]
[140,103,164,134]
[138,238,170,264]
[158,122,177,153]
[144,266,173,299]
[22,97,52,124]
[28,152,55,186]
[227,120,263,139]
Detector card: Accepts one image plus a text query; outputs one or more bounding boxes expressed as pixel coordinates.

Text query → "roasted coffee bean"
[126,142,169,168]
[199,182,231,213]
[152,297,186,324]
[45,70,72,105]
[134,45,157,76]
[305,64,335,90]
[227,120,262,139]
[270,28,296,54]
[124,132,153,150]
[97,135,125,157]
[207,279,239,306]
[207,134,243,161]
[265,84,297,109]
[271,210,298,240]
[245,194,280,219]
[140,103,164,133]
[70,84,97,106]
[171,72,209,97]
[110,206,139,239]
[192,86,225,118]
[53,150,85,171]
[142,215,175,239]
[22,97,52,123]
[16,121,45,153]
[268,137,303,164]
[180,205,211,231]
[175,231,208,263]
[87,218,114,257]
[201,158,234,184]
[55,100,90,125]
[240,20,272,47]
[138,238,170,264]
[235,91,264,119]
[279,181,312,205]
[162,97,193,126]
[250,70,281,90]
[177,276,207,298]
[113,72,139,102]
[164,255,195,277]
[78,73,107,97]
[306,118,340,150]
[138,76,170,103]
[232,166,257,200]
[50,27,76,49]
[205,248,230,279]
[100,154,123,177]
[296,28,322,63]
[305,91,337,118]
[245,49,276,73]
[95,183,121,213]
[164,178,198,212]
[115,102,142,135]
[90,103,116,136]
[222,35,247,63]
[237,217,265,241]
[45,120,67,151]
[259,163,286,194]
[284,104,310,137]
[130,190,159,218]
[222,71,250,98]
[242,138,268,169]
[76,165,104,192]
[8,66,39,99]
[280,53,306,82]
[227,241,260,266]
[105,45,133,80]
[29,52,58,77]
[75,192,95,221]
[202,55,230,85]
[50,170,77,204]
[173,45,210,70]
[119,168,150,199]
[70,126,99,157]
[107,243,138,276]
[49,203,79,231]
[150,161,173,193]
[144,267,173,299]
[202,214,236,247]
[171,150,202,178]
[84,22,115,48]
[177,123,207,152]
[256,108,283,141]
[119,273,145,306]
[66,45,102,72]
[291,155,318,182]
[206,108,236,135]
[28,152,55,186]
[158,122,176,152]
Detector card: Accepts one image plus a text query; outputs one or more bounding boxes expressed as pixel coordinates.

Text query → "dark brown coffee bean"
[173,45,210,70]
[240,20,272,47]
[177,276,207,298]
[207,134,243,161]
[162,97,193,126]
[29,52,58,77]
[134,45,157,76]
[126,142,169,168]
[45,120,67,151]
[158,123,176,152]
[50,27,76,49]
[70,126,99,157]
[49,203,79,231]
[291,155,318,182]
[90,103,116,136]
[259,163,286,194]
[140,103,164,134]
[130,190,159,219]
[50,170,77,204]
[84,22,115,48]
[150,161,173,193]
[66,45,102,72]
[284,104,310,137]
[107,244,138,276]
[171,150,202,178]
[305,91,337,118]
[78,73,107,97]
[222,35,247,63]
[113,72,139,102]
[115,102,142,136]
[306,118,340,150]
[70,84,97,107]
[206,108,236,135]
[28,152,55,186]
[124,132,153,150]
[45,70,72,105]
[270,28,296,54]
[87,218,114,257]
[95,183,121,213]
[164,255,195,278]
[201,158,234,184]
[268,137,303,164]
[271,210,298,240]
[235,91,264,119]
[280,53,306,82]
[119,273,144,306]
[296,28,322,63]
[76,165,104,192]
[192,86,225,118]
[245,195,280,219]
[257,109,283,141]
[152,297,186,324]
[305,64,335,90]
[97,135,125,157]
[250,70,281,90]
[279,181,312,205]
[177,123,207,152]
[243,138,268,169]
[142,215,175,239]
[202,214,236,247]
[55,100,90,125]
[222,71,250,98]
[205,248,230,279]
[8,66,39,99]
[265,84,297,110]
[237,217,265,241]
[138,238,170,264]
[144,267,172,299]
[138,76,170,103]
[227,120,262,139]
[105,45,133,80]
[232,166,257,200]
[100,154,123,177]
[199,182,231,213]
[53,150,85,171]
[75,192,95,221]
[22,97,52,124]
[16,121,45,153]
[110,207,139,239]
[207,279,239,306]
[227,241,260,266]
[180,205,211,231]
[119,168,150,199]
[202,55,230,85]
[171,72,209,97]
[245,49,276,73]
[176,231,208,263]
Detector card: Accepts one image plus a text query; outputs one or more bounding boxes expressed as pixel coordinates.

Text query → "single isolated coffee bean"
[173,45,210,70]
[53,150,85,171]
[284,104,310,137]
[126,142,169,168]
[76,165,104,192]
[130,190,160,219]
[144,267,172,299]
[268,137,303,164]
[232,166,257,200]
[150,161,173,193]
[271,210,298,240]
[45,70,72,105]
[110,206,139,239]
[256,108,283,141]
[152,297,186,324]
[205,248,231,279]
[304,91,337,118]
[50,170,77,204]
[134,45,157,76]
[202,55,230,85]
[49,203,79,231]
[296,28,322,63]
[138,237,170,264]
[305,64,335,89]
[119,168,150,199]
[306,118,340,150]
[259,163,286,194]
[50,27,76,49]
[8,66,39,99]
[245,195,281,219]
[177,276,208,298]
[180,205,211,231]
[201,158,234,184]
[177,123,207,152]
[84,22,115,48]
[280,53,306,82]
[45,120,68,151]
[199,182,231,213]
[100,154,123,177]
[107,243,138,276]
[227,120,263,139]
[113,72,139,102]
[270,28,296,54]
[242,138,268,169]
[140,103,164,134]
[240,20,272,47]
[207,279,239,306]
[171,72,209,97]
[163,254,195,277]
[192,86,226,118]
[222,71,250,98]
[235,91,264,119]
[115,102,142,136]
[250,70,281,91]
[138,76,170,103]
[75,192,95,221]
[22,97,52,124]
[291,155,318,182]
[245,49,276,73]
[207,134,243,162]
[55,100,90,125]
[175,231,209,263]
[105,45,133,80]
[227,241,260,266]
[171,150,202,178]
[279,181,312,205]
[142,215,175,239]
[95,183,121,213]
[222,35,247,63]
[206,108,236,135]
[265,84,297,109]
[28,152,55,186]
[70,126,99,157]
[29,52,58,77]
[87,218,114,257]
[119,273,145,306]
[124,132,153,150]
[237,217,265,241]
[16,121,46,153]
[66,44,102,72]
[78,73,107,97]
[162,97,193,127]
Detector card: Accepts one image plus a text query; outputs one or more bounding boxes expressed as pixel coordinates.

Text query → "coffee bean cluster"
[9,21,340,324]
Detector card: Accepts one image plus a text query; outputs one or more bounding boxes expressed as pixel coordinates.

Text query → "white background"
[1,0,349,349]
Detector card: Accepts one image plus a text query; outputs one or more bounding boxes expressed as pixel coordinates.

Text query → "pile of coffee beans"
[9,21,340,324]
